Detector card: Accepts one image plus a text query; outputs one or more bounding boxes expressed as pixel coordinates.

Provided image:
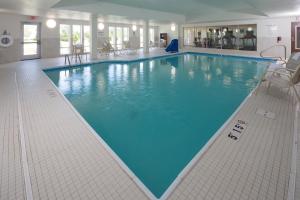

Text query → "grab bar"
[260,45,287,61]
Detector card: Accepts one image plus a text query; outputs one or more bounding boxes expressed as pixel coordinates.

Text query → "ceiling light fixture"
[46,19,56,29]
[98,23,105,31]
[171,24,176,32]
[132,25,137,32]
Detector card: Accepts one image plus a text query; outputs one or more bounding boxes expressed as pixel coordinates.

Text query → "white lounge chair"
[268,52,300,72]
[257,63,300,101]
[98,41,116,56]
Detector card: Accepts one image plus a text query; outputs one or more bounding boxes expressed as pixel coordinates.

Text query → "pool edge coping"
[43,51,274,72]
[42,52,275,200]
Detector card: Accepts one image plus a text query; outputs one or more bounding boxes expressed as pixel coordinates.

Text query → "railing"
[260,45,287,61]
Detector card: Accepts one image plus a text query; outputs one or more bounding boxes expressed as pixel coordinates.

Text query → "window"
[83,25,90,53]
[116,27,123,49]
[123,27,129,42]
[140,28,143,48]
[59,24,90,55]
[72,25,82,45]
[60,24,71,54]
[109,26,130,49]
[183,28,195,46]
[183,24,257,51]
[149,28,155,45]
[109,26,116,48]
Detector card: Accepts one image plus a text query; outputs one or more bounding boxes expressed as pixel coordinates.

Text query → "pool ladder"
[260,45,287,61]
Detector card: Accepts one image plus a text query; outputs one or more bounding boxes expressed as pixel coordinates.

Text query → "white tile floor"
[0,49,299,200]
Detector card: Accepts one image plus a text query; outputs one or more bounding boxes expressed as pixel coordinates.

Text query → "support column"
[143,20,149,54]
[178,23,183,50]
[90,14,98,60]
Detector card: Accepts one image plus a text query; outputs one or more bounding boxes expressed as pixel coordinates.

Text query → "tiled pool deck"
[0,49,299,200]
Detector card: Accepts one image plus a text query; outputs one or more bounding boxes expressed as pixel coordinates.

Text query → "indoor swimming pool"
[45,53,270,198]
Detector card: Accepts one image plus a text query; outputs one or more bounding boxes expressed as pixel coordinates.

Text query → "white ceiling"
[0,0,300,23]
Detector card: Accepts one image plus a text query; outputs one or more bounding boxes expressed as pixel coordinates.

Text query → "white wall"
[0,12,161,64]
[0,12,296,64]
[183,16,297,58]
[0,13,89,64]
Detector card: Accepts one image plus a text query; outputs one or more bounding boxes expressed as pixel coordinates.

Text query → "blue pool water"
[45,53,269,198]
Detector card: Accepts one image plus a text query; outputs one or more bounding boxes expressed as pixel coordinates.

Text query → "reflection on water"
[171,67,176,81]
[58,66,92,94]
[149,60,154,72]
[45,53,269,198]
[223,75,232,86]
[53,55,269,98]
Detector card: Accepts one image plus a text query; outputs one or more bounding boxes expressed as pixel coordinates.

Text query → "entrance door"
[22,22,41,60]
[291,22,300,53]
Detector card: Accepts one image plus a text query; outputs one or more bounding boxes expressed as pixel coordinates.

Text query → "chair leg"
[292,85,300,102]
[266,82,271,93]
[254,82,262,95]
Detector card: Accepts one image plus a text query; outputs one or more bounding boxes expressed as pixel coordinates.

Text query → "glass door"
[22,22,41,60]
[292,22,300,53]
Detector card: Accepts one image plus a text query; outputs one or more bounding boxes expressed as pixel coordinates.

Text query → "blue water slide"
[165,39,178,53]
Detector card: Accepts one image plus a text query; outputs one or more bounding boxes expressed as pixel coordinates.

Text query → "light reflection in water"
[171,67,176,81]
[140,62,144,72]
[188,70,194,79]
[204,73,212,81]
[58,70,70,93]
[201,64,210,72]
[132,67,138,82]
[149,60,154,72]
[223,76,232,86]
[233,67,244,78]
[83,67,91,91]
[216,68,222,76]
[97,73,106,93]
[108,64,129,85]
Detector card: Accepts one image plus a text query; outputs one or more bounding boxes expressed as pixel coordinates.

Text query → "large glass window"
[238,24,257,51]
[83,25,90,53]
[60,24,71,55]
[183,27,195,46]
[123,27,129,42]
[140,28,144,48]
[183,24,257,51]
[109,26,130,49]
[72,25,82,45]
[149,28,155,46]
[59,24,90,55]
[116,27,123,49]
[109,26,116,48]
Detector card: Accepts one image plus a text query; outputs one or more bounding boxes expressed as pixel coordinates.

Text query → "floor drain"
[256,108,275,119]
[228,119,248,141]
[47,89,57,98]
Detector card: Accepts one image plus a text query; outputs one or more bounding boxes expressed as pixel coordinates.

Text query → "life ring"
[0,35,14,48]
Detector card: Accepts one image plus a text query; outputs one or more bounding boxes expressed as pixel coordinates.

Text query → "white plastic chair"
[268,52,300,73]
[257,63,300,101]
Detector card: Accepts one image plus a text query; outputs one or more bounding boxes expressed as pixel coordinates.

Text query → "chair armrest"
[270,70,292,78]
[273,67,293,75]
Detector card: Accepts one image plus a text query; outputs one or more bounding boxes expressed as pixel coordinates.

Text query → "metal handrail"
[259,44,287,61]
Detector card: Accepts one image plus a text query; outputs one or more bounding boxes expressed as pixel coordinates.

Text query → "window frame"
[59,24,91,55]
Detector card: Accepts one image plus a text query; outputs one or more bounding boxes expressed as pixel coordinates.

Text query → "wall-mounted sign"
[0,30,14,48]
[97,31,105,38]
